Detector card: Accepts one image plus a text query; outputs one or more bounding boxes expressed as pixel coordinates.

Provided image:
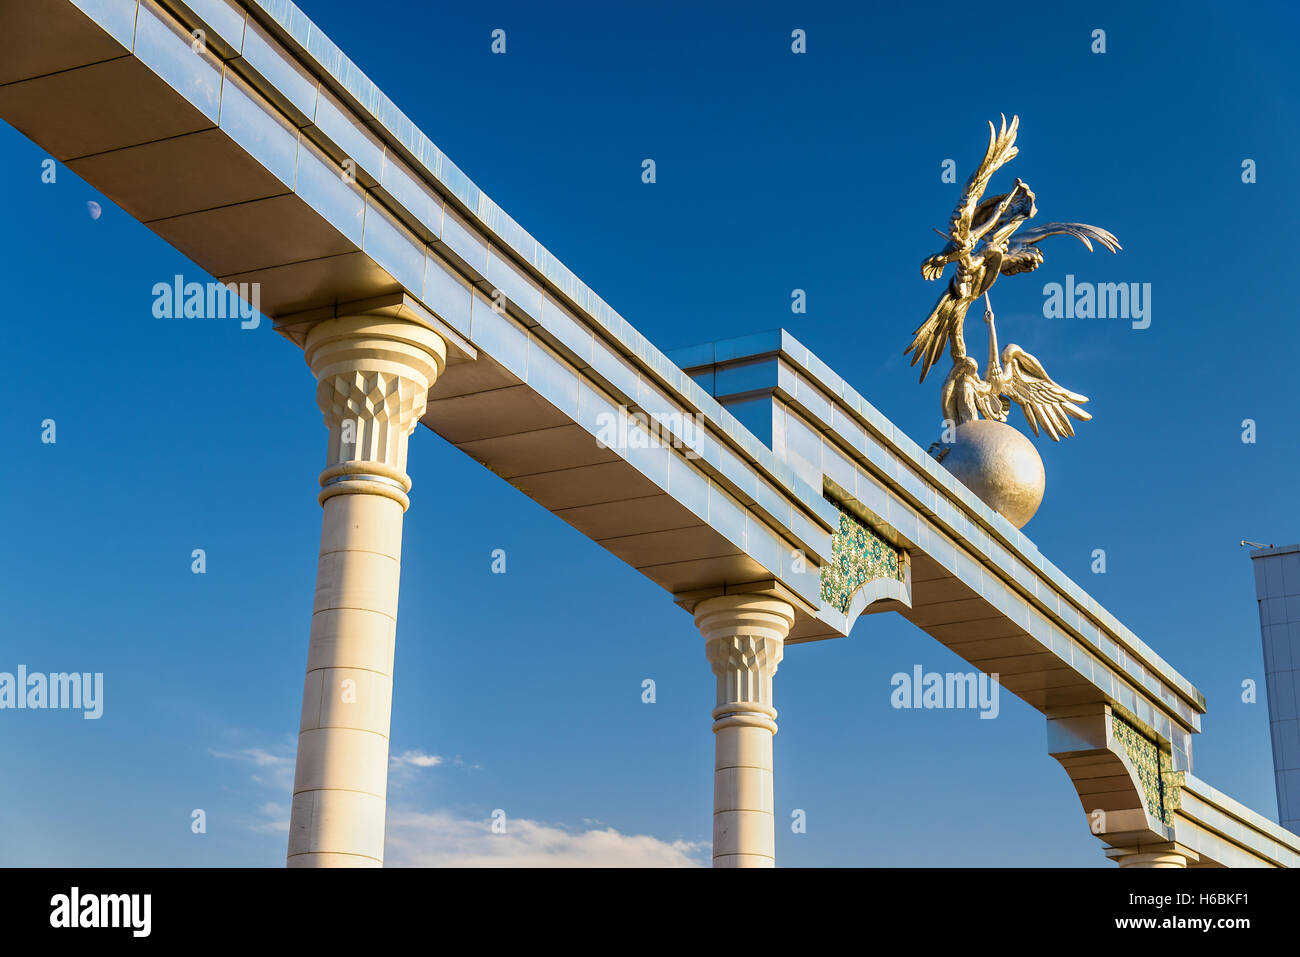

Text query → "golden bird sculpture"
[907,114,1121,441]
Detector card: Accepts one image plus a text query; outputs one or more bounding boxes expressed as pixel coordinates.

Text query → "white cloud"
[210,747,294,792]
[390,750,444,769]
[212,738,697,866]
[250,802,290,834]
[385,810,706,867]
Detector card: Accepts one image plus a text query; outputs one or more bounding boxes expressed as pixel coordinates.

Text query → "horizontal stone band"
[319,460,412,492]
[318,479,410,510]
[321,471,407,492]
[712,710,778,734]
[712,702,777,722]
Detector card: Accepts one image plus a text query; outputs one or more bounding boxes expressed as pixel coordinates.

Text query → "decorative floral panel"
[1113,713,1183,827]
[819,502,904,614]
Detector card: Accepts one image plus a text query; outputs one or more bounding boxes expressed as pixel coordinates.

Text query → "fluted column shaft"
[287,315,446,868]
[694,594,795,868]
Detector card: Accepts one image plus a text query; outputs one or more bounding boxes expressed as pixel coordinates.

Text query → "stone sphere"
[940,420,1045,528]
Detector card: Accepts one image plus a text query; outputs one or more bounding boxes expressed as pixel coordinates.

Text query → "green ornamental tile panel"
[820,501,904,614]
[1113,714,1183,827]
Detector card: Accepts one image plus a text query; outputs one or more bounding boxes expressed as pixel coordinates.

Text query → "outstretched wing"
[1001,222,1121,276]
[905,287,973,383]
[948,115,1019,247]
[998,345,1091,441]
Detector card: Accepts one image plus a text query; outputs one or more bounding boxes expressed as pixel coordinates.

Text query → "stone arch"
[1046,703,1183,850]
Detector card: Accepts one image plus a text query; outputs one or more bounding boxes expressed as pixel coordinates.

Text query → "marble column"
[694,594,795,868]
[286,314,446,867]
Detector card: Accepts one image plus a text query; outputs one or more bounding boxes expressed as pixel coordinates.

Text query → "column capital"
[303,315,447,509]
[1105,841,1198,868]
[695,594,795,734]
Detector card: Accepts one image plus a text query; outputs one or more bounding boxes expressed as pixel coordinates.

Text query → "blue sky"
[2,0,1298,866]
